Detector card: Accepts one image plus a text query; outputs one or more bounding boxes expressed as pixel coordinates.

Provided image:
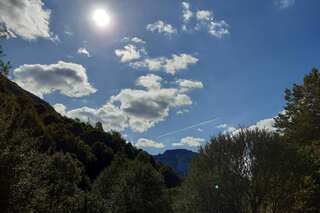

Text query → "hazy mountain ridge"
[154,149,197,176]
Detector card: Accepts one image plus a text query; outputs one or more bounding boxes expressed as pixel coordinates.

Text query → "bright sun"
[92,9,111,28]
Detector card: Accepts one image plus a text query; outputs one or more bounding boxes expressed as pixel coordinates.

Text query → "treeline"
[1,48,320,212]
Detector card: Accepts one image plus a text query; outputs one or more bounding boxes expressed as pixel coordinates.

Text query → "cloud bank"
[53,74,198,133]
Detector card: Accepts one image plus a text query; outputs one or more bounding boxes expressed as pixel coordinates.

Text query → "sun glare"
[92,9,111,28]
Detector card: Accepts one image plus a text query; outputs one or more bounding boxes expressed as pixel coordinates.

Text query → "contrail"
[157,118,218,139]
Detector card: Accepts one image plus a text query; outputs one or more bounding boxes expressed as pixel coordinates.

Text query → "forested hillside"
[0,73,180,212]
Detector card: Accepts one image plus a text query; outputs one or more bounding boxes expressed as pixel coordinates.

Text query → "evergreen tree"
[275,69,320,212]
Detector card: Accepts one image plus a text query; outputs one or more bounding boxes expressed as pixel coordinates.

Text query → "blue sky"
[1,0,320,154]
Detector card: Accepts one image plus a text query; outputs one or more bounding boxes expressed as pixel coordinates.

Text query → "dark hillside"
[0,74,180,183]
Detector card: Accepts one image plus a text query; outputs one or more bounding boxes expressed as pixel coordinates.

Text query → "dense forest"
[1,48,320,212]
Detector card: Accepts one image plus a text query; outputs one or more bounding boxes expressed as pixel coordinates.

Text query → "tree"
[275,68,320,148]
[274,69,320,212]
[0,46,10,76]
[95,121,104,132]
[42,152,84,211]
[93,156,170,213]
[175,130,314,213]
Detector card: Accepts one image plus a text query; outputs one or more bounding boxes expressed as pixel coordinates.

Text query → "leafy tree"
[175,130,314,213]
[42,152,84,211]
[0,131,45,212]
[93,156,170,213]
[90,141,114,178]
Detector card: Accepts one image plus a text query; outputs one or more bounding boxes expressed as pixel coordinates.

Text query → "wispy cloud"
[77,48,91,57]
[130,54,199,75]
[146,20,177,37]
[180,2,229,38]
[275,0,295,9]
[115,44,147,63]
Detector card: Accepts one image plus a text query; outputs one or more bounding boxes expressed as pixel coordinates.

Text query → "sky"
[1,0,320,154]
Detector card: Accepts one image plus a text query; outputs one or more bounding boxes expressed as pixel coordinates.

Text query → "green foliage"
[275,68,320,147]
[93,156,170,213]
[275,68,320,212]
[175,130,315,213]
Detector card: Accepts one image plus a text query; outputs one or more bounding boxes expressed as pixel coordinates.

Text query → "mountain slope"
[154,149,197,176]
[0,75,180,185]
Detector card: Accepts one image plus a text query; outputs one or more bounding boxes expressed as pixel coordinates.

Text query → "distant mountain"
[154,149,197,176]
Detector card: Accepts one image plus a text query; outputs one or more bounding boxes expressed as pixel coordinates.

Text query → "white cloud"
[136,138,165,149]
[77,48,91,57]
[181,2,229,38]
[177,79,204,92]
[195,10,229,38]
[248,118,277,132]
[122,36,146,44]
[216,124,228,129]
[219,116,278,136]
[57,74,193,133]
[164,54,199,75]
[146,20,177,37]
[223,126,237,135]
[136,74,162,90]
[53,103,67,115]
[0,0,54,40]
[67,104,128,132]
[196,10,213,21]
[13,61,97,98]
[182,2,193,24]
[173,136,205,147]
[54,103,128,132]
[116,38,198,75]
[115,44,147,63]
[110,87,192,132]
[275,0,295,9]
[131,54,199,75]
